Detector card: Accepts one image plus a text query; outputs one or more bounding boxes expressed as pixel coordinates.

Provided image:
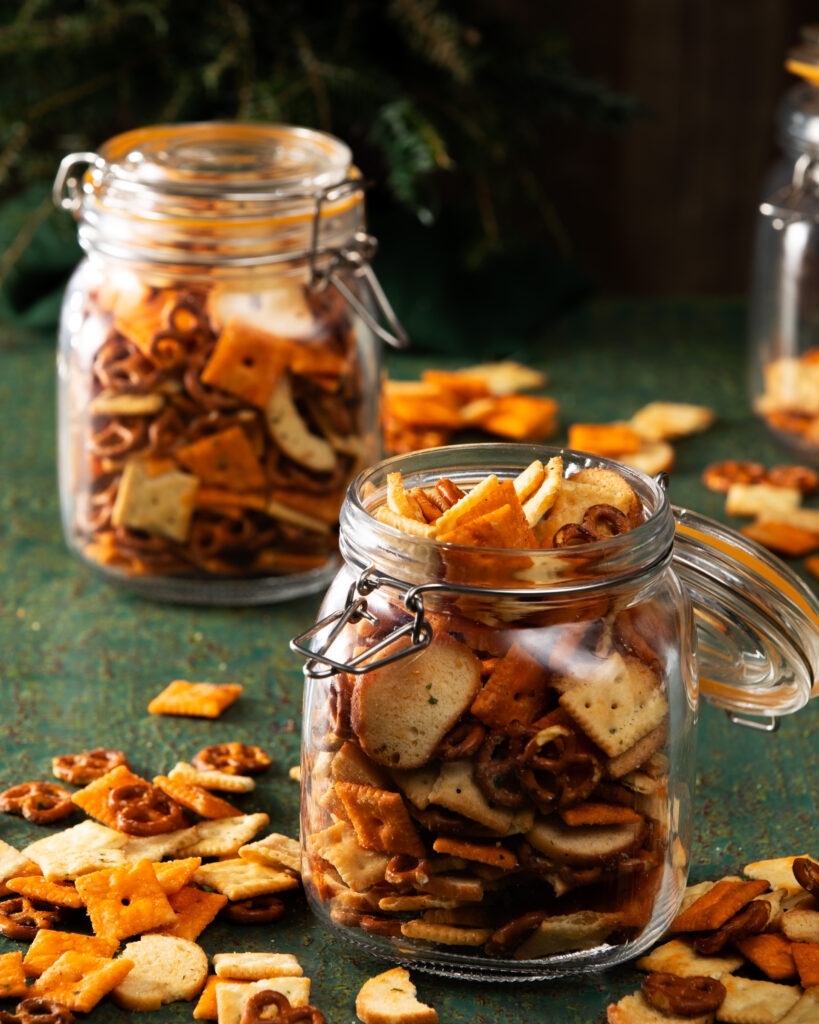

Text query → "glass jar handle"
[672,506,819,728]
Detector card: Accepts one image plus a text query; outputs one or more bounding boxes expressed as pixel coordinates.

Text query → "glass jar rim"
[339,443,675,592]
[55,121,366,268]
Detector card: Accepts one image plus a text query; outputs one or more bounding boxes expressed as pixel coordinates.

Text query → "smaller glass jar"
[291,445,819,981]
[53,122,406,604]
[750,39,819,457]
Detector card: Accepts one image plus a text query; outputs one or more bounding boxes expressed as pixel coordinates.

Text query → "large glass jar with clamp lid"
[290,444,819,980]
[750,33,819,458]
[54,122,406,604]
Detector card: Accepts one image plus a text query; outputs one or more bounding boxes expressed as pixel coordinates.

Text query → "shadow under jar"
[54,122,405,604]
[291,444,819,981]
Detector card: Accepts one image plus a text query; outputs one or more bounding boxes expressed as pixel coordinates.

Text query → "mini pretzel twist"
[0,783,74,824]
[553,523,597,547]
[475,729,530,809]
[88,418,147,458]
[701,460,766,493]
[240,991,327,1024]
[766,464,819,493]
[384,855,435,892]
[437,718,486,761]
[484,910,547,955]
[694,899,770,955]
[582,504,631,538]
[794,856,819,897]
[642,973,726,1016]
[517,725,602,812]
[92,336,161,393]
[192,743,271,775]
[108,782,188,836]
[0,898,63,942]
[225,895,285,924]
[52,748,129,786]
[0,998,75,1024]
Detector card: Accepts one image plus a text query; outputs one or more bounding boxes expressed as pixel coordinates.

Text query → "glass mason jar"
[291,445,819,981]
[53,122,406,604]
[750,46,819,458]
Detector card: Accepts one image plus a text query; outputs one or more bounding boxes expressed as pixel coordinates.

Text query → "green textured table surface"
[1,298,817,1023]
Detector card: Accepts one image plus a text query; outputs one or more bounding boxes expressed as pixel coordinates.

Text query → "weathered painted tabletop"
[1,298,817,1022]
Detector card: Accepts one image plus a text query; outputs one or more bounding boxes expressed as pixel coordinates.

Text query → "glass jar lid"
[53,122,365,267]
[91,122,353,198]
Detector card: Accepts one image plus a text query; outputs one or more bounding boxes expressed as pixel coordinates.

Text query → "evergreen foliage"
[1,0,636,343]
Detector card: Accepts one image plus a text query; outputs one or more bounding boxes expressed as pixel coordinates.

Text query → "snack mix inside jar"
[54,122,405,603]
[291,444,819,980]
[750,33,819,458]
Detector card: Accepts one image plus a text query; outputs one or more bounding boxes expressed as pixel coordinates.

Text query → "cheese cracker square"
[168,761,255,793]
[635,937,744,979]
[0,839,39,887]
[194,975,224,1020]
[30,951,135,1013]
[744,855,811,895]
[111,457,199,542]
[192,859,299,901]
[153,775,242,818]
[213,952,302,980]
[152,857,202,895]
[6,875,84,909]
[777,989,819,1024]
[148,680,243,718]
[791,941,819,988]
[75,857,178,941]
[200,319,289,408]
[0,950,28,997]
[735,933,797,981]
[71,763,152,830]
[671,879,771,932]
[336,782,425,858]
[607,990,715,1024]
[470,642,551,729]
[175,426,266,492]
[716,974,801,1024]
[238,833,301,876]
[150,885,227,941]
[215,978,311,1024]
[23,821,128,880]
[122,825,200,862]
[177,814,269,858]
[307,823,389,892]
[559,653,668,757]
[23,930,119,978]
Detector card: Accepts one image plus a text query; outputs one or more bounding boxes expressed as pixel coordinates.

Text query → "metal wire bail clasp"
[289,565,433,679]
[308,180,409,350]
[52,151,100,215]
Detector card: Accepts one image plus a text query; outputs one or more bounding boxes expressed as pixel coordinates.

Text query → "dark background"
[1,1,816,349]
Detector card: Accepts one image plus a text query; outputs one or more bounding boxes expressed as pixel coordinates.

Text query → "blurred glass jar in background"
[750,30,819,458]
[54,123,406,604]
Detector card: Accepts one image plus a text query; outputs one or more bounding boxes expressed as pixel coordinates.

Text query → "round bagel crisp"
[112,934,207,1010]
[351,634,481,769]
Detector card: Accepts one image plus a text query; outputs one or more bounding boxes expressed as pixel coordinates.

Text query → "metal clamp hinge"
[308,179,409,350]
[725,710,780,732]
[289,565,432,678]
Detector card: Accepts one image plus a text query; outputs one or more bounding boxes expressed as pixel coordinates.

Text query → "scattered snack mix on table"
[0,740,329,1022]
[606,853,819,1023]
[382,361,557,454]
